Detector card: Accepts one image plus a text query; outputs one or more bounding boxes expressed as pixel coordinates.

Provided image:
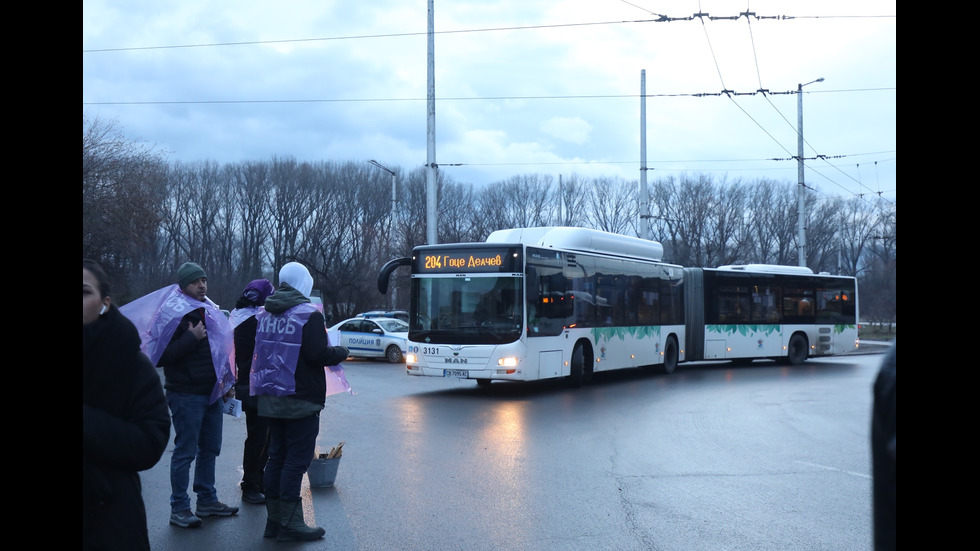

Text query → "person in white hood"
[250,262,349,542]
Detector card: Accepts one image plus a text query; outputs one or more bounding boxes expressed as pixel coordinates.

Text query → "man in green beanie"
[120,261,240,528]
[159,261,239,527]
[177,261,207,292]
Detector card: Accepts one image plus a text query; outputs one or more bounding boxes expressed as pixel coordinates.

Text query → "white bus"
[378,227,859,386]
[379,227,685,386]
[682,264,859,365]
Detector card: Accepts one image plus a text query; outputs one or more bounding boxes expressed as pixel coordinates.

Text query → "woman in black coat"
[83,259,171,551]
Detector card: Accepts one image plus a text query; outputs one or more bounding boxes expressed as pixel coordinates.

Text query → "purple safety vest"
[250,303,318,396]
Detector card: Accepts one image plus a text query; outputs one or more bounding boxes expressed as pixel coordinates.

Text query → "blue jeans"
[264,414,319,502]
[166,390,223,512]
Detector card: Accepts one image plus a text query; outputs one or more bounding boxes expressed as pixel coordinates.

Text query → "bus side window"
[783,288,814,322]
[767,308,780,323]
[526,268,566,337]
[782,297,797,320]
[751,286,780,323]
[815,288,846,324]
[717,285,748,323]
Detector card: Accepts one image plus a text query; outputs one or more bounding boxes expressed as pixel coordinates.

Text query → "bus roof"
[715,264,814,275]
[486,226,664,262]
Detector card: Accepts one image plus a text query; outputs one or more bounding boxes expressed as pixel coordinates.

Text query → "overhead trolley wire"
[82,11,896,53]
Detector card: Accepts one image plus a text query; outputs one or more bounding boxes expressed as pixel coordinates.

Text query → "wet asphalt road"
[141,343,892,551]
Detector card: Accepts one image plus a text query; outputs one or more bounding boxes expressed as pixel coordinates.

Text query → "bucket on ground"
[308,457,341,487]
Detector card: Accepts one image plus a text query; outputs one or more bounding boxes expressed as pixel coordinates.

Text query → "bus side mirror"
[378,257,412,294]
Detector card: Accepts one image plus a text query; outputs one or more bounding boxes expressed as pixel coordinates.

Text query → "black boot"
[242,485,267,504]
[263,498,279,538]
[277,499,325,542]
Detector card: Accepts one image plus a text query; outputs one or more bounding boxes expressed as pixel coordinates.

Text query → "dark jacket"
[233,296,260,407]
[258,283,348,417]
[871,342,896,551]
[158,306,217,395]
[83,305,171,551]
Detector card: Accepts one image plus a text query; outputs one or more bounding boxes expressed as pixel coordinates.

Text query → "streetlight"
[797,77,824,268]
[368,159,397,225]
[368,159,398,309]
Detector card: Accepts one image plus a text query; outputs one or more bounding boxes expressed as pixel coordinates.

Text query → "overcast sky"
[82,1,896,202]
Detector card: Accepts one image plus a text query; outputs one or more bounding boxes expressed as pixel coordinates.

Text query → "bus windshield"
[409,275,523,345]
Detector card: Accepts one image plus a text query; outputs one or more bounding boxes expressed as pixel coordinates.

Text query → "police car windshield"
[376,319,408,332]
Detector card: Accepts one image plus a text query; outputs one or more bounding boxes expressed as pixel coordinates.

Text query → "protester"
[251,261,350,542]
[83,259,170,550]
[871,342,896,551]
[119,261,239,529]
[229,278,276,505]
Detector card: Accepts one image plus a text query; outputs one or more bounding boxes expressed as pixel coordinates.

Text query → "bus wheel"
[663,336,679,375]
[385,345,404,364]
[784,333,808,365]
[568,343,585,387]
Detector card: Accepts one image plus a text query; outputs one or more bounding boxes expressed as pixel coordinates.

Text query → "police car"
[328,316,409,363]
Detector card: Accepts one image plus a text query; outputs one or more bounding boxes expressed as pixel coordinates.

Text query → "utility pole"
[837,214,844,275]
[558,174,563,224]
[425,0,438,244]
[797,77,824,267]
[639,69,651,240]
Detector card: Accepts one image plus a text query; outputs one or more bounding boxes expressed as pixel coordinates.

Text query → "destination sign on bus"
[415,246,522,273]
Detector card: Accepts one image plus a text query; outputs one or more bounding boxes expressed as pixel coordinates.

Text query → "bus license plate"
[443,369,468,378]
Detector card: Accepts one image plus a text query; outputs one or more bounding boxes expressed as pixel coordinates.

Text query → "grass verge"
[859,325,896,341]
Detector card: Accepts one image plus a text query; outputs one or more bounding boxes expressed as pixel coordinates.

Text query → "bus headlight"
[406,353,418,364]
[497,357,518,367]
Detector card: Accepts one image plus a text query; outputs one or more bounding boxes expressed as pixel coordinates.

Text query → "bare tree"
[554,173,590,228]
[800,191,840,273]
[648,175,684,263]
[296,161,397,319]
[703,178,749,266]
[438,179,480,244]
[227,160,274,281]
[158,162,194,273]
[585,176,637,235]
[509,174,554,228]
[674,174,719,267]
[267,156,316,274]
[395,167,431,252]
[857,198,896,328]
[153,160,238,305]
[300,161,361,320]
[472,174,555,232]
[744,180,797,265]
[471,183,516,240]
[82,115,168,302]
[836,196,883,276]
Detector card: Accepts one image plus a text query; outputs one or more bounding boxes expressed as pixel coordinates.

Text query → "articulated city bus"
[377,227,858,386]
[683,264,858,366]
